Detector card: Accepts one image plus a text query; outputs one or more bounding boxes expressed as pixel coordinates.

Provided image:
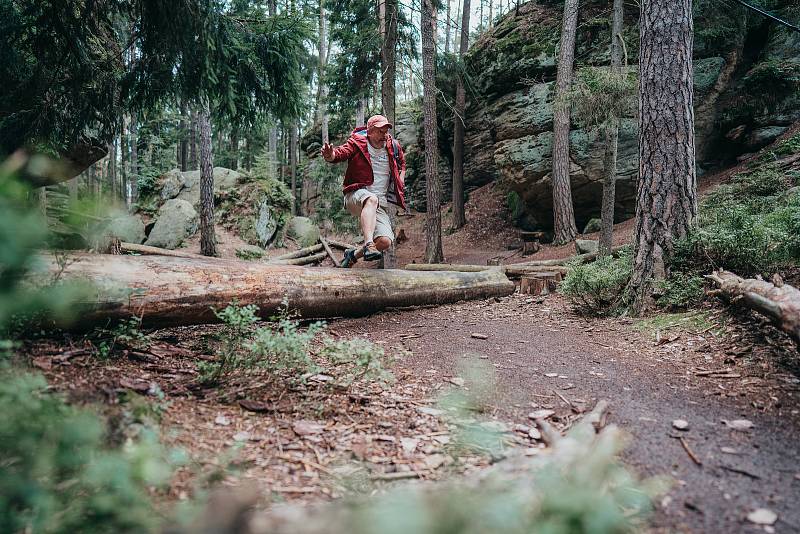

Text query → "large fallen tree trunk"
[707,270,800,344]
[404,263,568,279]
[42,254,515,327]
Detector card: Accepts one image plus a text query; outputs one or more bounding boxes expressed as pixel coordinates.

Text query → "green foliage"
[560,248,633,316]
[94,317,150,359]
[0,372,173,533]
[506,190,525,225]
[247,310,326,375]
[773,133,800,158]
[320,337,393,387]
[655,273,706,310]
[743,60,800,102]
[198,301,261,385]
[567,66,637,131]
[672,164,800,276]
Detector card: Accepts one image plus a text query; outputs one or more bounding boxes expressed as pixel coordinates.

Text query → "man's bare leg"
[355,196,379,259]
[374,236,391,251]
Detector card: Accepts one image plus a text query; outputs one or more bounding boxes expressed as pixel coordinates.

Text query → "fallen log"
[514,245,628,267]
[403,263,568,279]
[319,237,341,268]
[271,243,324,261]
[326,239,357,251]
[706,270,800,344]
[120,242,211,260]
[41,254,515,327]
[271,251,328,266]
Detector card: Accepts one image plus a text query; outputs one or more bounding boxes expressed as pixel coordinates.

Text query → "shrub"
[560,248,633,316]
[94,316,150,358]
[656,273,706,310]
[567,66,638,131]
[320,337,393,387]
[0,372,172,533]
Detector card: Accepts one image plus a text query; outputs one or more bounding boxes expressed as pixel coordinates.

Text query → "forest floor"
[21,139,800,532]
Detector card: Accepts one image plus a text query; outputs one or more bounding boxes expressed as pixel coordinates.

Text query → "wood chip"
[238,399,274,413]
[470,333,488,339]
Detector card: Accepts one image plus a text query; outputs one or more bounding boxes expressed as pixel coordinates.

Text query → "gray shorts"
[343,189,394,242]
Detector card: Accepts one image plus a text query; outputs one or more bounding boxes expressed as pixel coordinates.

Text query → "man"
[321,114,406,268]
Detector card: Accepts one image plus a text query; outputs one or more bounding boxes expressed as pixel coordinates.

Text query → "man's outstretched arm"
[321,139,356,163]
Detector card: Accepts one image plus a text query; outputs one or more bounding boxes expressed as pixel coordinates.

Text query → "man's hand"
[321,142,334,162]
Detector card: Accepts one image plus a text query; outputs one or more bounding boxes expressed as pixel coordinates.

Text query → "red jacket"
[330,126,406,210]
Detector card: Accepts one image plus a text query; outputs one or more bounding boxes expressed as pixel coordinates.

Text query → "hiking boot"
[362,242,382,262]
[340,248,358,268]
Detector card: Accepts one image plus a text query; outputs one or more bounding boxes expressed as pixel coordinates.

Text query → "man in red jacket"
[321,114,406,268]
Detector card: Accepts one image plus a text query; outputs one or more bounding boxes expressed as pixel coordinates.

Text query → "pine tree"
[451,0,471,230]
[199,100,217,257]
[422,0,443,263]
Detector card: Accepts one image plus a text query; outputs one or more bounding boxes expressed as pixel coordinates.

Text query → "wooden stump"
[522,241,540,256]
[519,272,562,295]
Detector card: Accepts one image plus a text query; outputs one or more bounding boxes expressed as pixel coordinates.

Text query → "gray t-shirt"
[366,142,390,206]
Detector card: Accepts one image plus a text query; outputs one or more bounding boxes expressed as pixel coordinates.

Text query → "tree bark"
[451,0,471,230]
[551,0,580,245]
[269,127,278,179]
[444,0,451,53]
[230,129,239,170]
[356,98,366,126]
[189,109,198,171]
[43,254,516,328]
[198,100,217,257]
[318,0,330,144]
[380,0,397,124]
[129,112,138,206]
[179,102,189,172]
[422,0,443,263]
[108,140,117,201]
[708,270,800,344]
[629,0,697,313]
[599,0,625,256]
[290,122,298,215]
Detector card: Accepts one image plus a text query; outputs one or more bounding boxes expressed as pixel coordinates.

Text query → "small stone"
[724,419,754,431]
[720,447,739,454]
[747,508,777,526]
[529,428,542,440]
[233,431,250,442]
[470,333,488,339]
[544,373,558,378]
[424,454,446,470]
[215,415,231,426]
[417,406,444,417]
[528,409,555,420]
[400,437,419,454]
[672,419,690,431]
[449,377,465,387]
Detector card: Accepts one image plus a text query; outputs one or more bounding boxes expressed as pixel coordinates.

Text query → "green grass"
[634,310,723,339]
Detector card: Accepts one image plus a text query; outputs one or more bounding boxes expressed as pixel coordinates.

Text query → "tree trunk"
[130,112,138,206]
[356,98,366,126]
[444,0,451,53]
[43,254,516,328]
[488,0,493,28]
[269,127,278,179]
[629,0,697,313]
[451,0,471,230]
[108,140,117,201]
[551,0,580,245]
[381,0,397,124]
[290,122,298,215]
[318,0,330,144]
[179,102,189,172]
[230,129,239,170]
[422,0,443,263]
[599,0,624,256]
[189,109,198,171]
[455,0,462,50]
[198,100,217,257]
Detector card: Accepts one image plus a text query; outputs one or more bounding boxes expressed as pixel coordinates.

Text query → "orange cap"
[367,115,392,129]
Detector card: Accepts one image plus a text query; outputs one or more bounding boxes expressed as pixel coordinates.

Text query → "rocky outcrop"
[454,0,800,230]
[159,167,243,205]
[103,213,146,244]
[144,199,199,249]
[284,216,320,248]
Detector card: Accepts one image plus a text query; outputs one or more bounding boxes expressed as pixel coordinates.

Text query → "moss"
[635,311,719,338]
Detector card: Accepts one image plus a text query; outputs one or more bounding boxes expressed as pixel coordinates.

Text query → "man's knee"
[375,236,392,250]
[362,195,379,209]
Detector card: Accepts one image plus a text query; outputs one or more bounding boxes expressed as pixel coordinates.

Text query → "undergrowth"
[559,247,632,316]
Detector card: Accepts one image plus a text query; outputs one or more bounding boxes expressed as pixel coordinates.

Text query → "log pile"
[268,238,356,266]
[707,270,800,344]
[42,254,516,328]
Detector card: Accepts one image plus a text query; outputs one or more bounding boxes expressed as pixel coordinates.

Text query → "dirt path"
[331,294,800,533]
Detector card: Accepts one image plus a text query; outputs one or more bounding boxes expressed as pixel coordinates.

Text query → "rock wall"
[451,0,800,230]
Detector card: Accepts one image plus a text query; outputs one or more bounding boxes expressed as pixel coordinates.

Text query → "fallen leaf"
[32,357,52,371]
[424,454,446,470]
[293,420,324,436]
[470,333,488,339]
[747,508,777,525]
[400,437,419,454]
[528,409,555,420]
[672,419,690,431]
[723,419,754,431]
[215,415,231,426]
[233,431,251,442]
[238,399,273,413]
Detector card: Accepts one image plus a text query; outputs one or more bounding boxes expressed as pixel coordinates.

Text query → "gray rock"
[235,244,265,260]
[285,216,320,247]
[160,169,185,200]
[174,167,243,206]
[583,218,601,234]
[255,198,278,247]
[144,199,199,249]
[747,126,789,149]
[575,239,599,255]
[104,213,146,244]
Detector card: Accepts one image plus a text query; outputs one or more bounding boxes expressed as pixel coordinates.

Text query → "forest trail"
[332,294,800,533]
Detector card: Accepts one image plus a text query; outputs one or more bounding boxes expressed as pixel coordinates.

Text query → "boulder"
[575,239,599,255]
[235,244,266,260]
[583,218,601,234]
[746,126,789,150]
[156,167,243,206]
[160,169,185,201]
[104,213,146,244]
[144,199,199,249]
[254,198,279,247]
[285,216,320,247]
